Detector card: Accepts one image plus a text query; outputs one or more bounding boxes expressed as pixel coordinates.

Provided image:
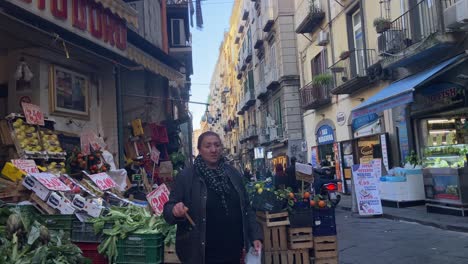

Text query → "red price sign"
[21,102,44,126]
[88,172,117,190]
[146,184,170,216]
[12,159,39,174]
[31,173,71,191]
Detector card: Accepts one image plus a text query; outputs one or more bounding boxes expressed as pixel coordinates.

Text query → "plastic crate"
[115,233,163,264]
[313,207,336,236]
[71,221,112,243]
[40,214,75,238]
[75,242,107,264]
[289,208,314,228]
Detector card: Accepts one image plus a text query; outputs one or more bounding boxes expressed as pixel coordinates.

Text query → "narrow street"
[336,209,468,264]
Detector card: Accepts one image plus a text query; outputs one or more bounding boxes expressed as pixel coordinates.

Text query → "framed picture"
[49,65,89,119]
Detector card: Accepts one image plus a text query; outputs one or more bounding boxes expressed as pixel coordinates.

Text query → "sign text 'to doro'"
[9,0,127,54]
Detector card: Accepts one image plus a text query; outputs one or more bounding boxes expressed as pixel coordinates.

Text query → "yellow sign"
[1,162,26,182]
[132,119,144,136]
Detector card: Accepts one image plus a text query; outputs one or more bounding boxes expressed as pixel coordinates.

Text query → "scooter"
[313,167,341,206]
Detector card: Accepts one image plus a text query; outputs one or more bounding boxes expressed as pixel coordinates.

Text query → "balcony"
[329,49,377,94]
[241,89,256,110]
[246,125,258,140]
[242,8,249,20]
[295,0,325,34]
[259,127,270,145]
[236,101,245,115]
[300,81,331,110]
[255,79,268,100]
[244,47,253,64]
[265,67,280,91]
[167,0,189,5]
[269,124,283,141]
[378,0,459,69]
[261,0,275,32]
[238,24,245,34]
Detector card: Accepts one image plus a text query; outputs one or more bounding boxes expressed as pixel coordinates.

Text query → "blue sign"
[316,125,335,145]
[352,113,379,132]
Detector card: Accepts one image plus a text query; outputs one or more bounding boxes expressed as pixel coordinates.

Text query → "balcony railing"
[378,0,453,56]
[295,0,325,34]
[255,79,268,100]
[300,82,331,110]
[329,49,377,94]
[242,89,256,110]
[265,66,279,91]
[261,0,275,32]
[167,0,189,5]
[269,124,283,140]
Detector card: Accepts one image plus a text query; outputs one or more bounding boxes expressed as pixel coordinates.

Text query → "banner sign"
[22,102,44,126]
[310,146,319,168]
[88,172,117,190]
[147,184,170,216]
[352,159,383,216]
[316,125,335,145]
[12,159,39,174]
[31,173,71,191]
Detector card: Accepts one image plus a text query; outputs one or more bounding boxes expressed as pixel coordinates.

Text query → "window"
[248,70,254,94]
[352,10,365,75]
[274,98,283,137]
[311,49,328,77]
[171,19,186,46]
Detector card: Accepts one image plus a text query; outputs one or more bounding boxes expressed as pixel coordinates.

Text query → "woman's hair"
[197,131,222,149]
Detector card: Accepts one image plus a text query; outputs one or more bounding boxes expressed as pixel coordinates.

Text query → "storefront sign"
[316,125,335,145]
[30,173,71,191]
[254,147,264,159]
[412,83,465,114]
[147,183,170,216]
[88,172,117,190]
[352,159,383,216]
[8,0,127,54]
[352,113,381,138]
[336,112,346,126]
[21,102,44,126]
[12,159,39,174]
[310,147,319,168]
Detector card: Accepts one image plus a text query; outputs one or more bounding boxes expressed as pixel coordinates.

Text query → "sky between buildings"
[190,0,234,130]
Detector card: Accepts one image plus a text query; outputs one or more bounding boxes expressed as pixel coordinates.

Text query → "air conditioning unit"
[317,31,329,46]
[444,0,468,29]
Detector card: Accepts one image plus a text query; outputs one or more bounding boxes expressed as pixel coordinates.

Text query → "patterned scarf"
[194,155,231,214]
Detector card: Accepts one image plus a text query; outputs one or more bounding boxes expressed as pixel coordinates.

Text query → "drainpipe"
[115,66,125,168]
[327,0,336,63]
[360,0,368,69]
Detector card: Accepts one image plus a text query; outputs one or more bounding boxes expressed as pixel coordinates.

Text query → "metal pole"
[115,66,125,168]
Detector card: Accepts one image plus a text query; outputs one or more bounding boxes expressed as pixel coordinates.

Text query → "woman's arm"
[163,168,189,224]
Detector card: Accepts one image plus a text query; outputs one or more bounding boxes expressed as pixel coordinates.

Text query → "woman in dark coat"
[163,131,263,264]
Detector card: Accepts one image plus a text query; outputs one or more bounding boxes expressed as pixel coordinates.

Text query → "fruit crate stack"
[256,211,290,264]
[312,207,338,264]
[115,233,164,264]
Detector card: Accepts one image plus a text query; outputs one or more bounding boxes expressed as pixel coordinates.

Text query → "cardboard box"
[72,195,104,218]
[22,175,51,201]
[46,192,76,215]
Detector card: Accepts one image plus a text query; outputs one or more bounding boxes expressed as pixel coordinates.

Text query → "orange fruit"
[310,200,316,207]
[303,192,310,199]
[318,200,326,208]
[288,193,295,199]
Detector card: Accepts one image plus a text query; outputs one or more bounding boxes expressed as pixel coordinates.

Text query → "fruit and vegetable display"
[423,144,468,168]
[11,118,43,153]
[0,206,87,264]
[39,128,64,154]
[66,147,111,176]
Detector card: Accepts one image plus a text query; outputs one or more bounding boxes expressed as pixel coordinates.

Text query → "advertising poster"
[352,159,383,216]
[310,146,319,168]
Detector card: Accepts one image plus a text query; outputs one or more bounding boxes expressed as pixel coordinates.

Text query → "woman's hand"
[172,202,188,218]
[252,240,262,255]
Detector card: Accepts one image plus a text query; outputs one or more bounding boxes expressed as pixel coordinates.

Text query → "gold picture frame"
[49,65,90,119]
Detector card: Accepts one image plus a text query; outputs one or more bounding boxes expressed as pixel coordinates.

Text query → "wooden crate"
[0,178,30,203]
[262,224,288,252]
[314,236,338,260]
[164,244,181,263]
[264,250,288,264]
[257,211,290,227]
[288,227,313,249]
[30,193,56,215]
[287,249,309,264]
[314,257,338,264]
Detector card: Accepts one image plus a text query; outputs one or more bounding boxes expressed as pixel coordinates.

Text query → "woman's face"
[199,135,222,167]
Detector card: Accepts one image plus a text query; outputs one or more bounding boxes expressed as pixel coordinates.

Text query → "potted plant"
[312,73,333,86]
[373,17,391,33]
[339,50,350,60]
[404,151,421,169]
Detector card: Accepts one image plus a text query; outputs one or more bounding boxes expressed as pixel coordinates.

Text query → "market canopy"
[95,0,138,28]
[351,54,466,119]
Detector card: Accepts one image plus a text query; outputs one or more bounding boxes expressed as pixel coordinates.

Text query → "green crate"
[6,204,40,217]
[40,214,75,238]
[115,233,163,264]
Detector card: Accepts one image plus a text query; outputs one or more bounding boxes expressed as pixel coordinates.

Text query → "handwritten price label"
[12,159,39,174]
[31,173,71,191]
[22,102,44,126]
[146,184,170,216]
[88,172,117,190]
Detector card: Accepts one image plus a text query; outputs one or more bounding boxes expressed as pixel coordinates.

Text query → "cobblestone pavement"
[336,209,468,264]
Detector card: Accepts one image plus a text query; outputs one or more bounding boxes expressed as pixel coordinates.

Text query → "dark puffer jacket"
[163,165,263,264]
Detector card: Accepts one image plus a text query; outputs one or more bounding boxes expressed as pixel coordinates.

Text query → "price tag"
[21,102,44,126]
[146,184,170,216]
[150,146,160,164]
[30,173,71,191]
[12,159,39,174]
[88,172,117,190]
[132,174,142,182]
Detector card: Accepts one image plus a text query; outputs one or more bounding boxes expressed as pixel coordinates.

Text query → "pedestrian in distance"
[163,131,263,264]
[285,156,298,192]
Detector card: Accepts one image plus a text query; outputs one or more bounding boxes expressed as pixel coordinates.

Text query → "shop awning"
[95,0,138,28]
[351,54,466,119]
